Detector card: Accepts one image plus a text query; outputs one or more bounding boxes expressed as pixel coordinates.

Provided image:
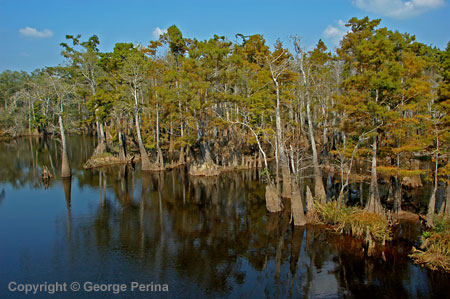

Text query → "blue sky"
[1,0,449,72]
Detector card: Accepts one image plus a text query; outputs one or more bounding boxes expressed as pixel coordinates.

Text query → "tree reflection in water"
[0,136,448,298]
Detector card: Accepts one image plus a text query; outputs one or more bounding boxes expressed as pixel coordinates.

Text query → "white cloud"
[19,27,53,38]
[323,19,348,46]
[152,27,167,38]
[353,0,445,18]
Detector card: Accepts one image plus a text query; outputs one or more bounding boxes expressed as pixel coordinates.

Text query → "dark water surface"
[0,136,448,298]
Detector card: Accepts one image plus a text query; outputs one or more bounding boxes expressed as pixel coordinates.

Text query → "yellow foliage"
[377,166,425,178]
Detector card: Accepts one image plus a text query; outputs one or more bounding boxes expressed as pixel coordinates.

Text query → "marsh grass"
[313,201,392,243]
[410,215,450,273]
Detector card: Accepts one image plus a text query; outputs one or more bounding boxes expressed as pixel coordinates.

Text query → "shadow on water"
[0,136,449,298]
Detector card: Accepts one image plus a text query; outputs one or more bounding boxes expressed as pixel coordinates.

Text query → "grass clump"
[313,201,392,243]
[410,215,450,273]
[98,151,114,158]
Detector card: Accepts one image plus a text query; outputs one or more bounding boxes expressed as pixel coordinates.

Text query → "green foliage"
[434,215,450,234]
[162,25,187,58]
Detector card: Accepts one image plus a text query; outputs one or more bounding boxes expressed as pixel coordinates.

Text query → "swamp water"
[0,136,448,298]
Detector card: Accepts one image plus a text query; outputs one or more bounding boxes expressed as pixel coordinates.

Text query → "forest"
[1,16,449,248]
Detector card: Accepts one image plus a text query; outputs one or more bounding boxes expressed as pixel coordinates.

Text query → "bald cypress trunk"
[298,47,325,204]
[59,115,71,178]
[445,181,450,216]
[427,184,437,227]
[393,177,402,213]
[306,95,326,204]
[156,103,164,169]
[118,128,127,161]
[305,186,314,220]
[426,151,439,227]
[291,176,307,226]
[265,181,283,213]
[93,111,107,156]
[365,135,382,214]
[178,146,185,164]
[135,113,151,171]
[275,81,291,199]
